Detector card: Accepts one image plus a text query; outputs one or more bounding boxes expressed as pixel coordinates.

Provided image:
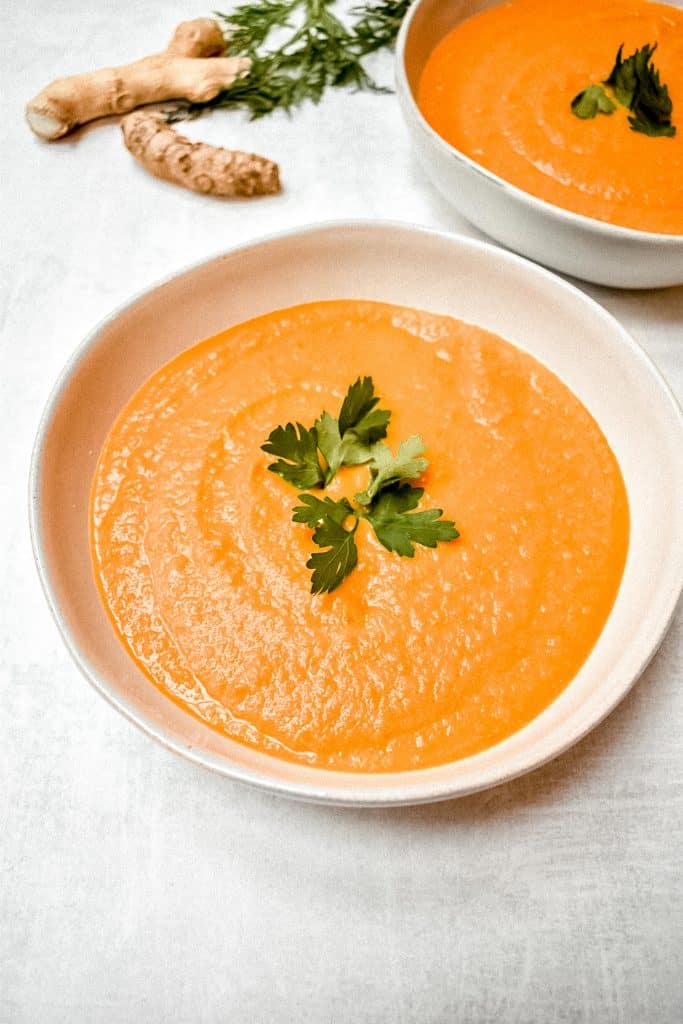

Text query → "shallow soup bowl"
[395,0,683,289]
[30,222,683,806]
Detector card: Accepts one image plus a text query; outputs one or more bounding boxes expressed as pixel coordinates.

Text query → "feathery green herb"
[351,0,411,52]
[167,0,411,123]
[263,377,459,593]
[571,42,675,137]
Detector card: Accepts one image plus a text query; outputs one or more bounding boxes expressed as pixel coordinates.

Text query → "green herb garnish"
[292,495,359,594]
[263,376,390,488]
[261,421,325,489]
[338,374,389,439]
[315,376,391,484]
[604,44,640,106]
[264,377,459,593]
[354,435,427,506]
[570,84,617,119]
[572,42,676,137]
[167,0,411,123]
[605,43,675,137]
[365,484,459,557]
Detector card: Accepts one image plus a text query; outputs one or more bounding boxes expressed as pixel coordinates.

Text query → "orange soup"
[90,301,629,772]
[417,0,683,234]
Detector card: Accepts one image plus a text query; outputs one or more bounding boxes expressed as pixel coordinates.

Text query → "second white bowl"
[395,0,683,289]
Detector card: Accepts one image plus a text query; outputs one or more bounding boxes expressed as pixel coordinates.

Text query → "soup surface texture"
[91,301,629,772]
[417,0,683,234]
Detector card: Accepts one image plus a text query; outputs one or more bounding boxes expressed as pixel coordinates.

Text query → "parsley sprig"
[571,42,676,137]
[605,43,676,137]
[167,0,411,123]
[263,377,459,593]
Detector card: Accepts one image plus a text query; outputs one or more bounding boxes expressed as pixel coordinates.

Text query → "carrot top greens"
[167,1,411,123]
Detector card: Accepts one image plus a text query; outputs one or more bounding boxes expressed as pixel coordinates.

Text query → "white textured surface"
[2,2,682,1021]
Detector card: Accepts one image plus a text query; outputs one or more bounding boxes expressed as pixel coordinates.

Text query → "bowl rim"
[395,0,683,247]
[28,218,683,807]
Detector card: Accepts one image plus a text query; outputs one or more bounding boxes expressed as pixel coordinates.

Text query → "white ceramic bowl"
[30,222,683,806]
[396,0,683,289]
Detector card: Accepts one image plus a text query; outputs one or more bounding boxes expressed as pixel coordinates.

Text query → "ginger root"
[121,110,281,198]
[26,19,250,141]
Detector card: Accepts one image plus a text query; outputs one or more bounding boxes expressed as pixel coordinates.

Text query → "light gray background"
[2,2,682,1021]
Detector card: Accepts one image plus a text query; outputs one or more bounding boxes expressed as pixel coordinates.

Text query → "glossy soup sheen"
[90,301,629,772]
[417,0,683,234]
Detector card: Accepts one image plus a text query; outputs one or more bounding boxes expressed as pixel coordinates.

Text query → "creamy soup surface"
[91,301,629,772]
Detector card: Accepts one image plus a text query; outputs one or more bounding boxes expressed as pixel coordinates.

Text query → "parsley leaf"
[355,435,428,506]
[365,485,459,556]
[628,51,675,137]
[570,84,617,119]
[293,496,359,594]
[629,114,676,138]
[604,43,676,137]
[316,377,391,484]
[261,422,324,489]
[315,410,380,481]
[312,411,346,479]
[604,43,639,106]
[292,493,355,528]
[348,404,391,445]
[339,376,386,437]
